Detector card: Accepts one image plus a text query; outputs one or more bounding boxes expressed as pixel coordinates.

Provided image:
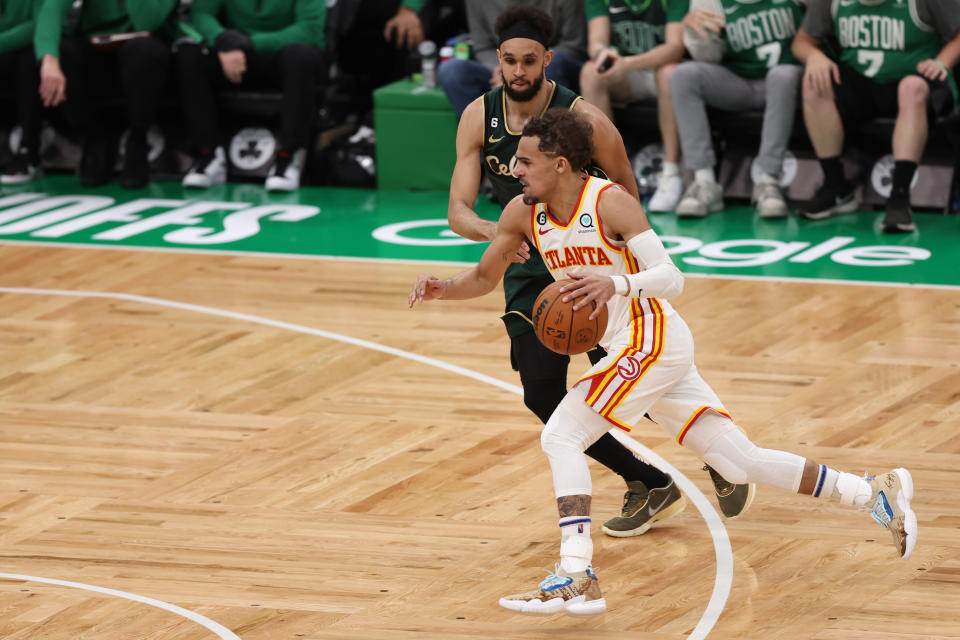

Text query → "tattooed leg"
[557,494,591,518]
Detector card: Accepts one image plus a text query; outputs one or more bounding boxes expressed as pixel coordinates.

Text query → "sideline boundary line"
[2,238,958,291]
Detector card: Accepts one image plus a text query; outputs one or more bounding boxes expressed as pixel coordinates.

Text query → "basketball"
[532,279,609,355]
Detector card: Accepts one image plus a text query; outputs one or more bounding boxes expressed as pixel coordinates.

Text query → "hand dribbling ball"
[532,279,608,355]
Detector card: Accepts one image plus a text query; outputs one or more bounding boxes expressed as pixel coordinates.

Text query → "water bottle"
[418,40,437,88]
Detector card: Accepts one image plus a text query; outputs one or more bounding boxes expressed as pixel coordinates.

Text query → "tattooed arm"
[409,196,531,307]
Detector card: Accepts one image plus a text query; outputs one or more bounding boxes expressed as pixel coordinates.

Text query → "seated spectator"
[792,0,960,233]
[579,0,687,212]
[670,0,805,218]
[332,0,464,115]
[438,0,588,116]
[34,0,180,188]
[178,0,326,192]
[0,0,42,184]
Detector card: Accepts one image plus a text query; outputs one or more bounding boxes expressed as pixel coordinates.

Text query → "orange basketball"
[532,279,609,355]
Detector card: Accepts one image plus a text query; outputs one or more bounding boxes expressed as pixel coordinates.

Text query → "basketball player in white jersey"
[408,108,916,616]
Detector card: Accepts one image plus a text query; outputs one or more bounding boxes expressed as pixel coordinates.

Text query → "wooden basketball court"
[0,244,957,639]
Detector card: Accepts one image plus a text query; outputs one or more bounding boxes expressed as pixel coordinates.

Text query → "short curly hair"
[522,109,595,171]
[495,6,556,47]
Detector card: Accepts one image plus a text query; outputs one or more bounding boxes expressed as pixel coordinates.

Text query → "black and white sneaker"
[265,148,306,192]
[802,182,857,220]
[182,147,227,188]
[881,198,916,233]
[0,149,41,185]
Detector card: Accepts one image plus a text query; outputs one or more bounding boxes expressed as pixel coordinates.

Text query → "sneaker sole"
[498,594,607,616]
[498,596,565,615]
[802,196,858,220]
[601,495,687,537]
[893,468,917,560]
[882,222,916,233]
[722,483,756,519]
[565,595,607,616]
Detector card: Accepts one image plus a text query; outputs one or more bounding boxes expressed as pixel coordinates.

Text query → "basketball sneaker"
[703,464,755,518]
[676,180,723,218]
[602,476,686,537]
[266,148,306,192]
[802,182,857,220]
[647,173,683,212]
[499,564,605,616]
[881,198,916,233]
[183,147,227,189]
[867,468,917,559]
[752,177,788,218]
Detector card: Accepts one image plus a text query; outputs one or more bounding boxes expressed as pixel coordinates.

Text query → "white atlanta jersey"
[529,175,676,351]
[530,175,728,437]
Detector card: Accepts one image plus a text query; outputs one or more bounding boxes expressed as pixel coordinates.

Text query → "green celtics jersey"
[833,0,944,84]
[584,0,689,55]
[482,81,581,208]
[719,0,804,77]
[480,81,579,337]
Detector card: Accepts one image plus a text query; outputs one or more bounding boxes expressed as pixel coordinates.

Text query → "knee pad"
[690,415,805,491]
[541,405,595,498]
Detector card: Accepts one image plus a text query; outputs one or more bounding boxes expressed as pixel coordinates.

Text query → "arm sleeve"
[33,0,71,60]
[799,0,834,40]
[127,0,178,32]
[612,230,684,299]
[250,0,326,52]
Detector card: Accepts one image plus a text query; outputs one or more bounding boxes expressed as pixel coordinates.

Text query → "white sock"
[662,161,680,177]
[811,464,839,498]
[831,470,872,506]
[559,516,592,573]
[694,168,716,184]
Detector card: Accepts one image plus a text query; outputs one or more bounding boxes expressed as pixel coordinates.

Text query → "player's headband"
[498,21,550,48]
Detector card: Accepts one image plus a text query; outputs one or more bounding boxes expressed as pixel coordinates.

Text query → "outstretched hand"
[409,273,446,308]
[559,273,614,320]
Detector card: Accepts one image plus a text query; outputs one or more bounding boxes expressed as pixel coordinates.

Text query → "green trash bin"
[373,79,458,190]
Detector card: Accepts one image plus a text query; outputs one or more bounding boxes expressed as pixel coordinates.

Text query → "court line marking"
[0,286,731,640]
[0,573,241,639]
[2,238,958,291]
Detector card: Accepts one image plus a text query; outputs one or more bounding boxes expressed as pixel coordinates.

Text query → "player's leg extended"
[499,387,611,616]
[512,332,681,535]
[663,377,917,560]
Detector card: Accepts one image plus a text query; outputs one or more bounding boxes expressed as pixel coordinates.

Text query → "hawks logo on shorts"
[578,297,667,432]
[616,355,643,381]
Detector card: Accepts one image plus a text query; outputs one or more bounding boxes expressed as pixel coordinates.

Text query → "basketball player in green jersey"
[447,6,753,535]
[793,0,960,233]
[669,0,806,219]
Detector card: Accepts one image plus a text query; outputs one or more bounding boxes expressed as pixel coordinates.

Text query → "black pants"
[0,46,43,157]
[175,42,324,152]
[58,35,171,137]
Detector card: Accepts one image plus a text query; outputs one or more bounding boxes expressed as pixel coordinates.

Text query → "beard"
[502,72,544,102]
[522,193,537,205]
